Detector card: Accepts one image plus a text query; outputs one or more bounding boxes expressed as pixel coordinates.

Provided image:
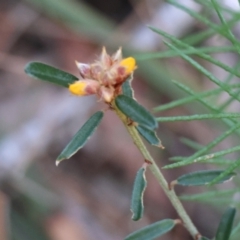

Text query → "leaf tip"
[131,209,141,221]
[173,219,182,225]
[158,144,165,149]
[24,62,33,74]
[162,165,169,169]
[55,156,65,166]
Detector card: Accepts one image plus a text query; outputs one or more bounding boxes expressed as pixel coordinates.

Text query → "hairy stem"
[114,103,199,239]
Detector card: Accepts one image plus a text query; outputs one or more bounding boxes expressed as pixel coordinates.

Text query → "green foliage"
[180,189,237,203]
[56,111,104,165]
[23,0,240,239]
[131,167,147,221]
[216,207,236,240]
[136,126,162,147]
[121,77,162,147]
[148,27,240,79]
[135,46,235,61]
[125,219,176,240]
[157,113,240,122]
[179,137,203,151]
[153,82,240,113]
[163,145,240,169]
[231,218,240,238]
[175,170,236,186]
[209,158,240,185]
[115,95,158,130]
[25,62,78,87]
[122,75,135,98]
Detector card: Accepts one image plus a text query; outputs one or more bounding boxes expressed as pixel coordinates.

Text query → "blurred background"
[0,0,240,239]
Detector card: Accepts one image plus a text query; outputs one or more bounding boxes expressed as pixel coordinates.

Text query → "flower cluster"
[69,47,136,103]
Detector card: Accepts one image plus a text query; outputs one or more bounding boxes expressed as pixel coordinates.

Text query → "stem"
[114,103,199,239]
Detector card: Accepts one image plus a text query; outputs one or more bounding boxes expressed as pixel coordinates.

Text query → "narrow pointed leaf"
[180,137,203,150]
[136,126,162,148]
[201,237,210,240]
[56,111,104,165]
[176,170,235,186]
[156,113,240,122]
[115,95,157,130]
[125,219,175,240]
[231,216,240,237]
[131,167,147,221]
[216,207,236,240]
[25,62,78,87]
[209,158,240,185]
[180,189,237,202]
[122,75,134,98]
[163,145,240,169]
[153,82,240,113]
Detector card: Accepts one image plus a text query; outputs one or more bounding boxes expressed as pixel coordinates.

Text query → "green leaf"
[210,0,239,49]
[176,170,235,186]
[163,144,240,169]
[115,95,157,130]
[136,126,163,148]
[171,77,240,138]
[180,137,203,151]
[156,113,240,122]
[185,114,240,161]
[125,219,176,240]
[167,0,224,35]
[209,158,240,185]
[216,207,236,240]
[148,26,240,79]
[25,62,78,87]
[56,111,104,165]
[131,167,147,221]
[135,46,235,61]
[153,82,240,113]
[163,40,240,104]
[122,75,134,98]
[201,237,210,240]
[231,215,240,237]
[180,189,237,202]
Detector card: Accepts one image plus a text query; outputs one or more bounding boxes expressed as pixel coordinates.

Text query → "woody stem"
[114,102,199,239]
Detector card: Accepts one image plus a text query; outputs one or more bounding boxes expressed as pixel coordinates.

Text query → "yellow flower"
[69,47,137,103]
[69,80,100,96]
[120,57,136,75]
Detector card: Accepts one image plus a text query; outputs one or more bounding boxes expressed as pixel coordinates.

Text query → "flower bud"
[69,80,100,96]
[100,47,111,68]
[112,47,122,62]
[75,61,91,78]
[120,57,136,76]
[99,86,115,103]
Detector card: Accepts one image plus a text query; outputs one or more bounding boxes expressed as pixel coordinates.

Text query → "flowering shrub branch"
[25,47,236,240]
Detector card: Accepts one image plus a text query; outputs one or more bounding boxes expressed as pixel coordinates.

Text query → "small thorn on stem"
[126,118,138,126]
[174,219,183,225]
[108,102,115,110]
[144,159,152,165]
[158,144,165,149]
[169,180,177,190]
[194,233,201,240]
